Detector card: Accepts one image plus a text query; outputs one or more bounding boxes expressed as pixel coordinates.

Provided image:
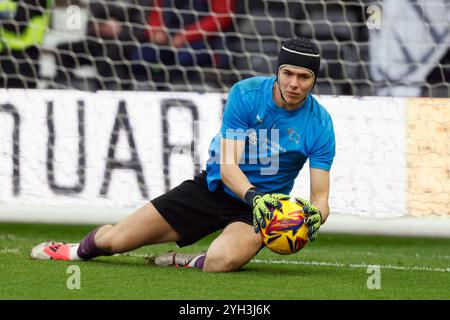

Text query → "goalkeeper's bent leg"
[202,221,262,272]
[31,203,181,261]
[76,225,114,260]
[30,225,114,261]
[149,251,206,269]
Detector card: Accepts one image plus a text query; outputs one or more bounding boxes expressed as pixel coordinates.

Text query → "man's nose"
[289,78,299,88]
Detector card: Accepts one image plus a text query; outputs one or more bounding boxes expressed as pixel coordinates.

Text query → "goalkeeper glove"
[295,197,323,242]
[244,188,290,233]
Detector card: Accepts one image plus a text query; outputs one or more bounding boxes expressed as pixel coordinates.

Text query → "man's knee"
[94,224,113,241]
[94,224,127,253]
[203,252,245,273]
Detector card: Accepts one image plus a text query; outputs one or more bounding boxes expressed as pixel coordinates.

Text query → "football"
[260,200,308,255]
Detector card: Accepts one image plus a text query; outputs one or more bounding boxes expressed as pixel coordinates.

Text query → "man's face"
[277,66,315,106]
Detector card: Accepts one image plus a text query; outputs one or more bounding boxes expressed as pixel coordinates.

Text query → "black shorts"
[151,171,253,247]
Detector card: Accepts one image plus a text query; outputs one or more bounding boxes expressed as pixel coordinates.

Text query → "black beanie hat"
[277,37,321,83]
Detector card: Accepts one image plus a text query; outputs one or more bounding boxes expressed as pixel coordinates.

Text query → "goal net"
[1,0,449,96]
[1,1,450,234]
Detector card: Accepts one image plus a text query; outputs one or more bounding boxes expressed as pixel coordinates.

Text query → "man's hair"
[277,37,321,81]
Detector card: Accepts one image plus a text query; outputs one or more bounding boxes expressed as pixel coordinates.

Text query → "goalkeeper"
[31,37,335,272]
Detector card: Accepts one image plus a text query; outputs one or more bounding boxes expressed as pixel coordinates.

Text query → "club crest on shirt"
[287,128,300,144]
[256,114,265,124]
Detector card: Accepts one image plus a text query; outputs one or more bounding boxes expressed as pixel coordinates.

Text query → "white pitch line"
[0,234,34,241]
[1,249,448,273]
[0,248,20,254]
[122,252,450,273]
[251,259,450,273]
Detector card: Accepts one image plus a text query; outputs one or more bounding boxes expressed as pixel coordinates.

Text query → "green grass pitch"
[0,223,449,300]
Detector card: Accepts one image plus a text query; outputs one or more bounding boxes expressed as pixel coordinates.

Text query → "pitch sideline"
[122,252,450,273]
[1,246,448,273]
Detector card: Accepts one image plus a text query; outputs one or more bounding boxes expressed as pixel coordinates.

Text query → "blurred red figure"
[131,0,236,70]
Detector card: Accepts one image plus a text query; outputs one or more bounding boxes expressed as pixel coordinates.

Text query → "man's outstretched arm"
[220,137,253,200]
[220,137,290,232]
[295,168,331,241]
[309,167,331,224]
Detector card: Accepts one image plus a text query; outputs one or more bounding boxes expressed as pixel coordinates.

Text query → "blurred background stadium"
[1,0,449,96]
[1,0,450,230]
[1,0,450,229]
